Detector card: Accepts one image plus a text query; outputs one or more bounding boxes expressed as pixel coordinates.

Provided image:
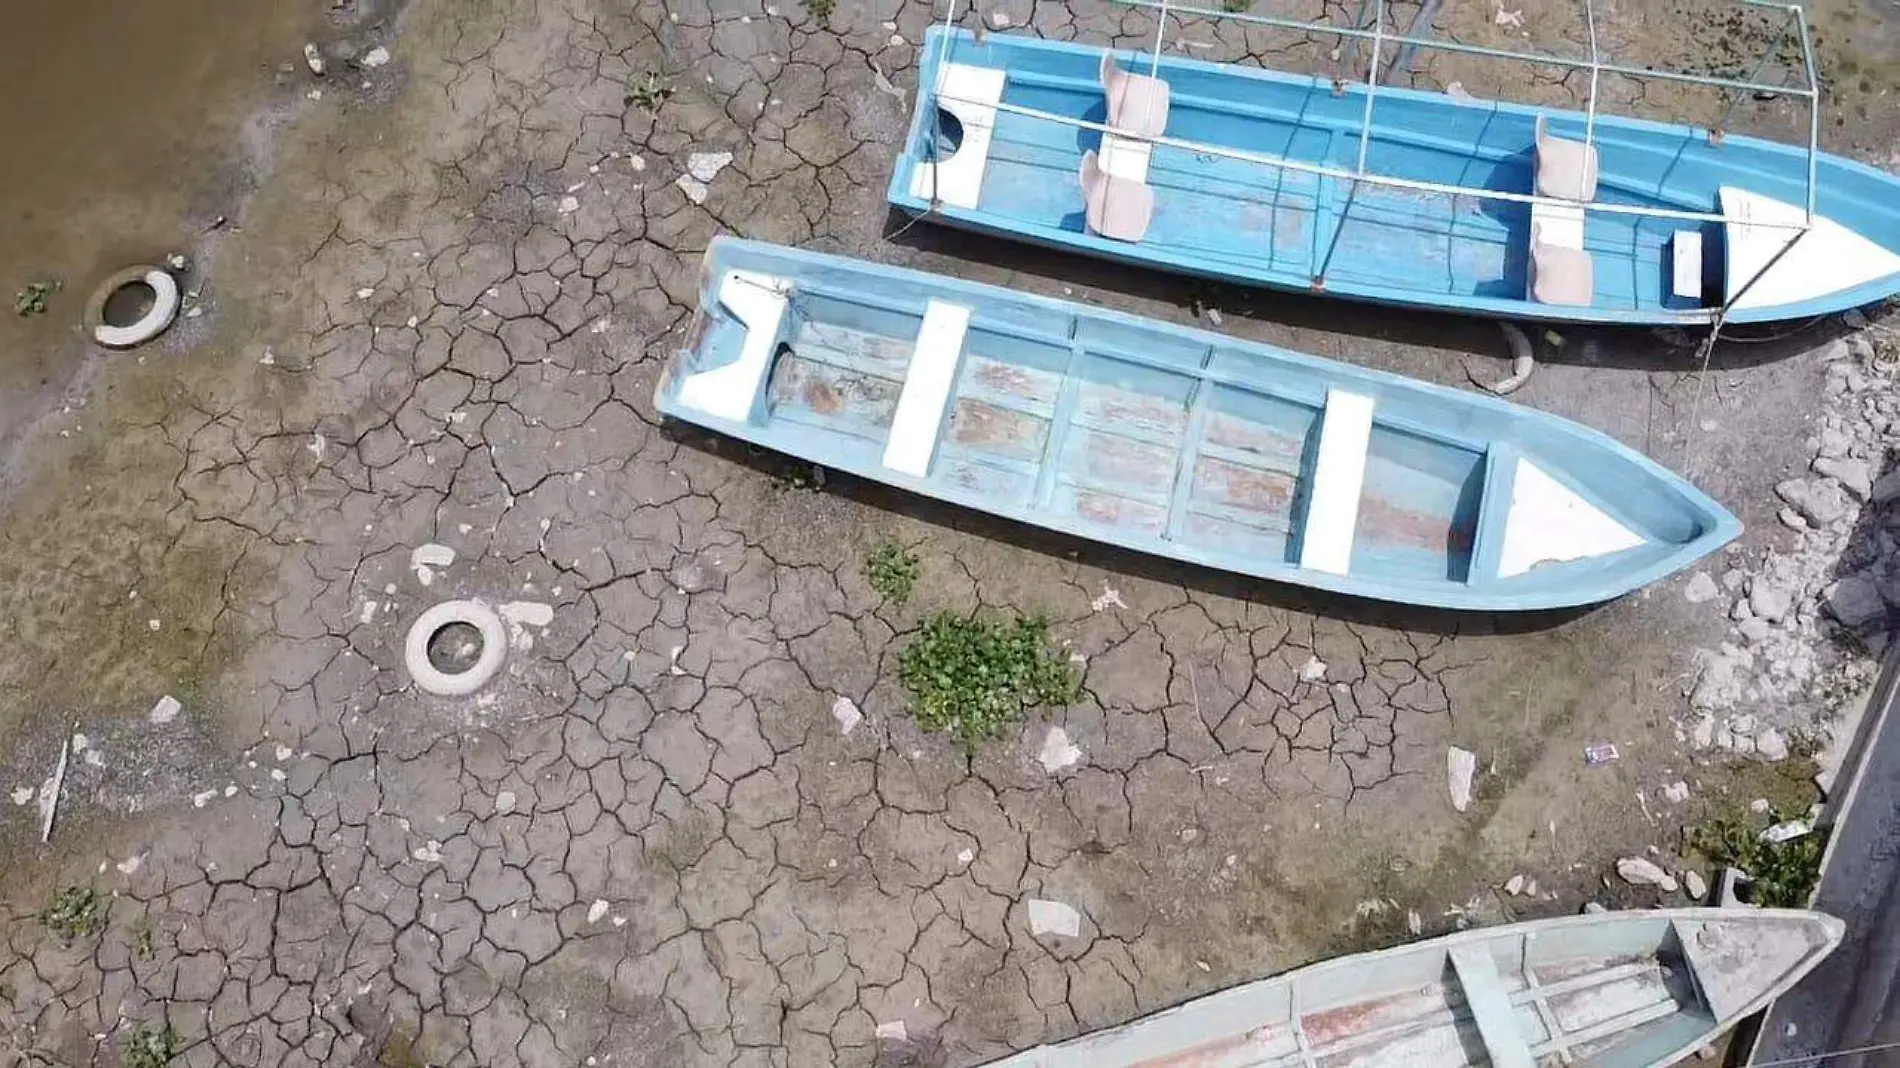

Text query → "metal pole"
[1106,0,1818,100]
[1355,0,1387,176]
[1711,37,1783,139]
[1582,0,1601,149]
[1793,3,1822,224]
[1150,0,1169,77]
[936,90,1816,233]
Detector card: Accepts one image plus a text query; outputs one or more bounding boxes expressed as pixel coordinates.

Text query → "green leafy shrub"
[899,613,1077,747]
[864,542,920,605]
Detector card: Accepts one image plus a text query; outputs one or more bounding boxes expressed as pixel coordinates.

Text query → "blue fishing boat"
[656,238,1739,612]
[886,3,1900,326]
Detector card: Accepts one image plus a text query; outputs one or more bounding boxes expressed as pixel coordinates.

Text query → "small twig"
[41,726,73,844]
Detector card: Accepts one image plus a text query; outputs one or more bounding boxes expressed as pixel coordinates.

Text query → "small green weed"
[39,884,106,943]
[121,1022,180,1068]
[804,0,837,20]
[1693,807,1826,908]
[864,542,920,605]
[899,613,1077,747]
[624,71,673,111]
[129,914,159,961]
[14,280,58,316]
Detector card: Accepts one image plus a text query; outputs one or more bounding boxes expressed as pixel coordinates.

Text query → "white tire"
[89,267,181,349]
[404,600,508,697]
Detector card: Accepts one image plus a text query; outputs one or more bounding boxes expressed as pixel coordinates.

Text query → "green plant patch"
[1692,806,1826,908]
[39,884,106,943]
[624,71,673,111]
[805,0,837,19]
[864,542,920,605]
[14,280,58,316]
[121,1022,179,1068]
[899,612,1077,747]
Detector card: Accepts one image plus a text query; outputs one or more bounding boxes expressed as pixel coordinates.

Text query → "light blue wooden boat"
[885,22,1900,326]
[978,908,1843,1068]
[655,239,1738,612]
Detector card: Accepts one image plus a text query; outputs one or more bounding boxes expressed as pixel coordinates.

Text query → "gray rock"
[1730,598,1753,621]
[1662,781,1691,804]
[1683,572,1720,604]
[1738,617,1773,645]
[1779,507,1809,531]
[1720,569,1747,593]
[1616,857,1680,893]
[1777,478,1852,527]
[1818,425,1852,459]
[1691,715,1715,749]
[1873,469,1900,504]
[1820,337,1852,362]
[1749,582,1793,624]
[1583,901,1608,914]
[1827,571,1887,628]
[1757,728,1790,762]
[1815,457,1874,501]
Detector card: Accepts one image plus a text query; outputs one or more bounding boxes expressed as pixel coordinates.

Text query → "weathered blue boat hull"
[656,238,1740,612]
[887,28,1900,326]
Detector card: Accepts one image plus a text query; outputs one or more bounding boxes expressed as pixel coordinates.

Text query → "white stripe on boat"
[882,300,972,477]
[1298,389,1375,576]
[676,270,788,422]
[1722,186,1900,309]
[1497,457,1643,578]
[913,64,1006,210]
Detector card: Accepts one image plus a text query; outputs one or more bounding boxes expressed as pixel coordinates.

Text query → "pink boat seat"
[1534,115,1598,202]
[1079,149,1155,243]
[1101,51,1170,139]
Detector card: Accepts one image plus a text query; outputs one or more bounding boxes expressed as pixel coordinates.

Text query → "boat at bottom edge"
[974,907,1843,1068]
[654,237,1740,612]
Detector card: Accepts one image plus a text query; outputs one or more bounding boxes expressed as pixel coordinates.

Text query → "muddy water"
[0,0,322,448]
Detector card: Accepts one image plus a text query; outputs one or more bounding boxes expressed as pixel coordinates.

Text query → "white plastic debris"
[148,695,182,725]
[675,151,735,205]
[495,790,517,816]
[1504,874,1525,896]
[9,786,33,806]
[587,899,610,923]
[1038,727,1083,773]
[304,43,326,76]
[875,1021,909,1042]
[956,847,974,866]
[1026,898,1082,938]
[831,695,862,735]
[558,195,580,215]
[1763,820,1811,843]
[1090,584,1128,612]
[1684,869,1708,900]
[1299,656,1327,682]
[1447,746,1478,812]
[361,46,391,68]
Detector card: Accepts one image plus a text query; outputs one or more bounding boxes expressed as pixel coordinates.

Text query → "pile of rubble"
[1685,320,1896,770]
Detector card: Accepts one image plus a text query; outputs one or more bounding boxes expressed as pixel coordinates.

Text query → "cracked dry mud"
[0,1,1891,1066]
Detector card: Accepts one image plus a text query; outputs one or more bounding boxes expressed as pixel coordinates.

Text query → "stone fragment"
[1662,781,1690,804]
[1504,875,1524,896]
[1299,656,1327,682]
[1826,571,1886,627]
[1684,869,1708,901]
[1756,728,1789,762]
[1737,618,1772,645]
[148,695,181,725]
[303,43,325,75]
[587,899,609,923]
[1749,582,1792,624]
[361,46,390,68]
[1038,727,1083,773]
[1616,857,1679,893]
[1448,747,1478,813]
[495,790,517,815]
[1683,572,1719,604]
[831,695,861,735]
[1814,457,1873,501]
[1026,898,1081,938]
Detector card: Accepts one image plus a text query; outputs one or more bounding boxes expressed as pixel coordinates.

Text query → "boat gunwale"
[661,239,1743,612]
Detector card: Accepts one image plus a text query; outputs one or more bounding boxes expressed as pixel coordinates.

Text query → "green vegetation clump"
[899,613,1077,747]
[1693,807,1826,908]
[14,280,58,316]
[121,1023,180,1068]
[804,0,836,19]
[624,71,672,111]
[864,542,920,605]
[39,884,106,943]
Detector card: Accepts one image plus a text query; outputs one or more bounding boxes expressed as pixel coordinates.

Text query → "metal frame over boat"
[974,907,1843,1068]
[657,239,1740,612]
[886,0,1900,327]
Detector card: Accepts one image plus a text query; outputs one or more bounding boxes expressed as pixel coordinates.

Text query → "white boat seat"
[1450,947,1537,1068]
[1100,51,1169,139]
[675,270,790,421]
[1080,149,1155,243]
[909,63,1007,211]
[1672,230,1705,301]
[1298,389,1375,576]
[1530,235,1595,307]
[1534,115,1598,202]
[882,300,972,478]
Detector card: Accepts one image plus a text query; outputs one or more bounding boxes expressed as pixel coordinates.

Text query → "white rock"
[501,601,555,628]
[1616,857,1679,893]
[148,695,182,725]
[1583,901,1608,914]
[1750,798,1772,814]
[1764,820,1811,843]
[1448,747,1478,812]
[831,695,862,735]
[684,150,733,188]
[1027,898,1082,938]
[495,790,517,815]
[361,45,391,68]
[1757,728,1789,762]
[9,786,34,806]
[1662,781,1690,804]
[675,175,711,205]
[1683,572,1719,604]
[1691,715,1715,749]
[1299,656,1327,682]
[1090,585,1128,612]
[956,847,974,866]
[1684,869,1708,901]
[558,195,580,215]
[1738,618,1773,645]
[1038,727,1083,773]
[411,543,456,570]
[1749,582,1792,623]
[303,43,326,75]
[1504,874,1525,895]
[587,899,610,923]
[412,840,444,863]
[874,1021,909,1042]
